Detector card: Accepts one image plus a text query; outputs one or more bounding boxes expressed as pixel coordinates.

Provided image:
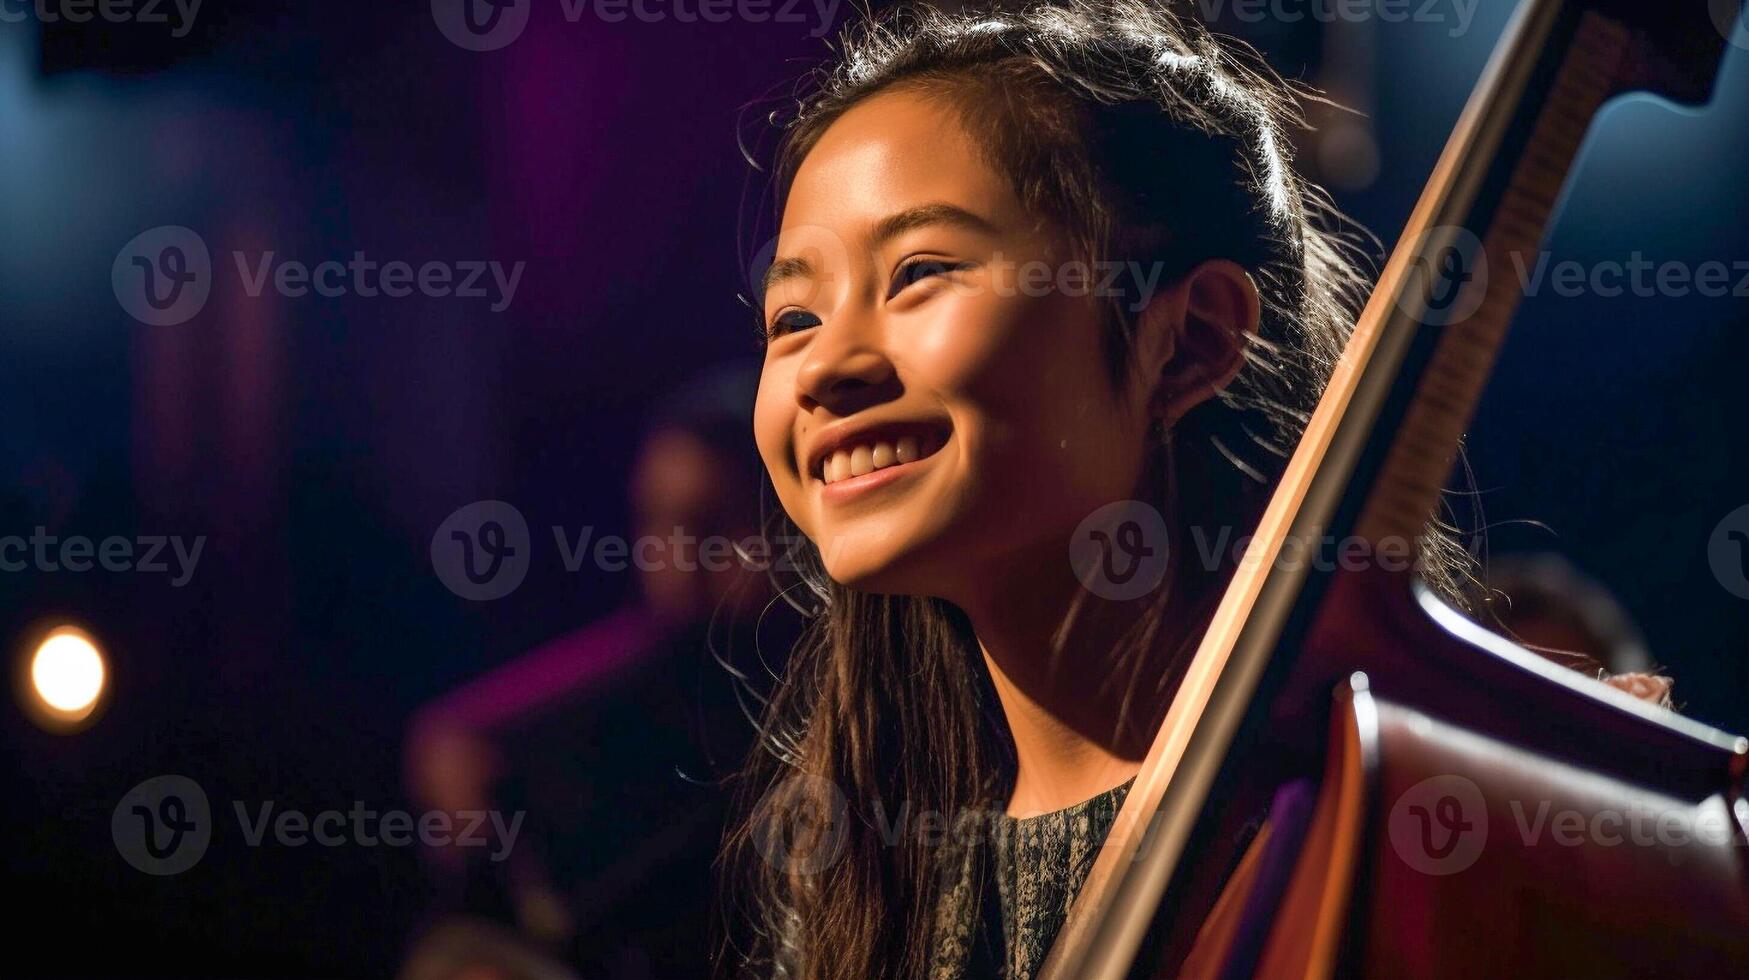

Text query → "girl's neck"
[958,544,1171,817]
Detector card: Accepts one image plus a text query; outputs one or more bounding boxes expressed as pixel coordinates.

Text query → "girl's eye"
[888,258,961,298]
[767,308,822,339]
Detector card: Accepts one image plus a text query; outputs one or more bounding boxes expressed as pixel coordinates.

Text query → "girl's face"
[754,87,1156,598]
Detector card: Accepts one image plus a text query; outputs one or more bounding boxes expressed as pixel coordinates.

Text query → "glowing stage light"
[17,625,109,731]
[33,630,105,714]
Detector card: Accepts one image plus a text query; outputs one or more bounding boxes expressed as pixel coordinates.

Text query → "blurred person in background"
[402,362,790,980]
[1483,551,1672,706]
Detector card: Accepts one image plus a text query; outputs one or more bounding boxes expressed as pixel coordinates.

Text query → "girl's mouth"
[813,426,948,503]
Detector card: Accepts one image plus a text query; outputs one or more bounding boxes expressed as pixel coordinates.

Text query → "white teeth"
[820,433,942,484]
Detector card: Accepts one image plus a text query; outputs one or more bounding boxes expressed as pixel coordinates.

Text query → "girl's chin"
[823,560,914,595]
[805,509,977,594]
[821,549,963,600]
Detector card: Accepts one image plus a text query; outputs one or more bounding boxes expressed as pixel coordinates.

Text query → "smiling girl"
[717,2,1468,978]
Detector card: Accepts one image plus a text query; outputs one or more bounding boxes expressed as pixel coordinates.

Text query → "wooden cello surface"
[1039,2,1749,977]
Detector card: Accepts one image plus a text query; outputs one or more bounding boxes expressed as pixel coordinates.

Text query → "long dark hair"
[717,3,1474,977]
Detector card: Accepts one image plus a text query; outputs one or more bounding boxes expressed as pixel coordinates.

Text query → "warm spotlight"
[18,625,108,731]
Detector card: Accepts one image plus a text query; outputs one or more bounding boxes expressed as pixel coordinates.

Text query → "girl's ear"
[1135,258,1262,426]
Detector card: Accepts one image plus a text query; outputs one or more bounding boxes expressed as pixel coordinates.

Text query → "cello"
[1039,1,1749,977]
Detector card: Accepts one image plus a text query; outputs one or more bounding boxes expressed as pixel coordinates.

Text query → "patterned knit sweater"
[927,778,1136,979]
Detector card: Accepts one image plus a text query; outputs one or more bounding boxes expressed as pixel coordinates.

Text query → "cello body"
[1039,1,1749,977]
[1174,569,1749,979]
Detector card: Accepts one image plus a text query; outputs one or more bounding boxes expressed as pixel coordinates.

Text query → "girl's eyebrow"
[763,202,1000,293]
[762,255,814,294]
[869,201,999,247]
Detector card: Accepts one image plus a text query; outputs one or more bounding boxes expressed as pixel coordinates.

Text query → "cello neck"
[1352,9,1630,546]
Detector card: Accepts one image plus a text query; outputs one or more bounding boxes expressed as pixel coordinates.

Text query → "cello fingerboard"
[1353,11,1631,546]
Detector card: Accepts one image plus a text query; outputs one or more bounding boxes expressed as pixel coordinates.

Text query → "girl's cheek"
[905,292,1026,387]
[752,393,795,486]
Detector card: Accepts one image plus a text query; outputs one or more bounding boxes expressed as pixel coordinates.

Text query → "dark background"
[3,1,1746,976]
